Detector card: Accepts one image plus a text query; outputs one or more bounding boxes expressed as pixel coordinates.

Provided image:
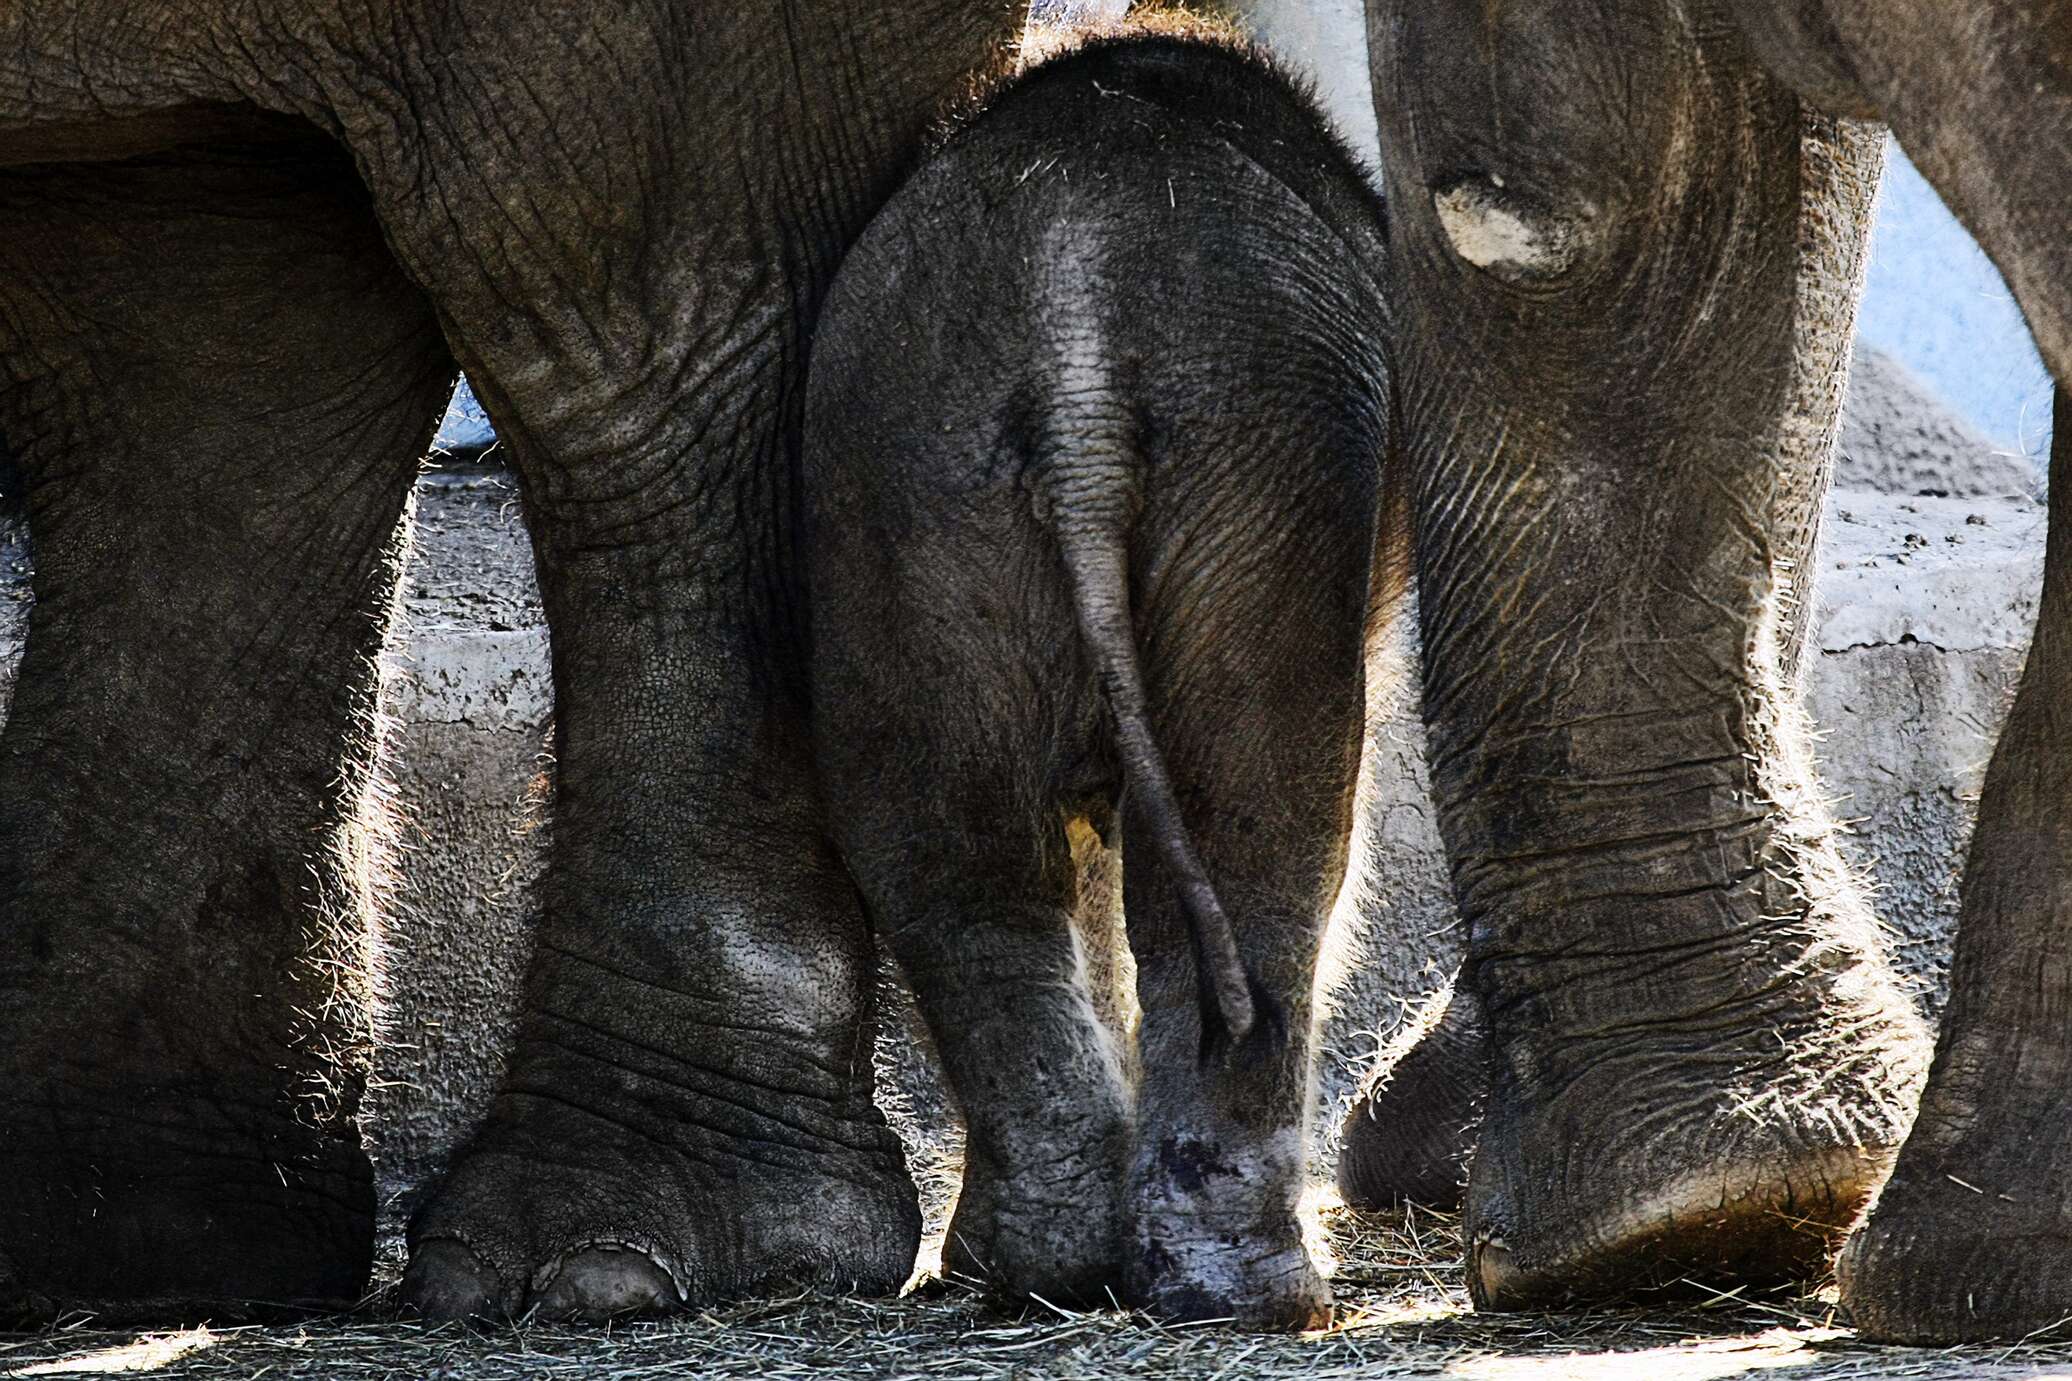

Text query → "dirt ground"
[7,1206,2071,1380]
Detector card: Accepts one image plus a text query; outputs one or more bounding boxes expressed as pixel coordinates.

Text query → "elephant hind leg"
[1336,978,1485,1214]
[1119,455,1382,1334]
[810,533,1132,1309]
[0,135,454,1319]
[1838,388,2072,1343]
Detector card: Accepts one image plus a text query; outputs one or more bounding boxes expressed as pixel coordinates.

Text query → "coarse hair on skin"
[937,3,1334,159]
[296,496,418,1134]
[928,2,1388,265]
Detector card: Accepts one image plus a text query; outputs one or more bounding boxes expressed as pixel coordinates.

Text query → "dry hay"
[7,1205,2072,1380]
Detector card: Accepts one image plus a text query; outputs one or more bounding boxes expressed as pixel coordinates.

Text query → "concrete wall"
[1214,0,1380,167]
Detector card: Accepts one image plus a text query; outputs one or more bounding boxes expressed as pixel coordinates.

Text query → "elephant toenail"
[1472,1235,1517,1306]
[532,1246,681,1321]
[402,1239,509,1323]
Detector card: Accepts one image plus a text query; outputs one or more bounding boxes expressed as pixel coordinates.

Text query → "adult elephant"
[1348,0,2068,1343]
[0,0,1033,1323]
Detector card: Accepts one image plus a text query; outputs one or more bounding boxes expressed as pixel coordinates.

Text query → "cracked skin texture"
[0,0,1024,1324]
[0,0,2065,1335]
[1352,0,2068,1333]
[1359,0,1930,1312]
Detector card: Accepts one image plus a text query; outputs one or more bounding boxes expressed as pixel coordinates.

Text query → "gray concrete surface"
[1836,347,2039,499]
[1811,491,2038,1015]
[367,472,549,1213]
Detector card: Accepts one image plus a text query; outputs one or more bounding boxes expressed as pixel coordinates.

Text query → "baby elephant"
[805,24,1395,1330]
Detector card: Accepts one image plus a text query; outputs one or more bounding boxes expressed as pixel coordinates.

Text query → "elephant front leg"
[399,551,925,1320]
[0,141,452,1319]
[1838,390,2072,1342]
[338,0,1026,1323]
[1365,0,1928,1310]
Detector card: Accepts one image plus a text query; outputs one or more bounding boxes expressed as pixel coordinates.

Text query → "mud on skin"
[804,23,1398,1331]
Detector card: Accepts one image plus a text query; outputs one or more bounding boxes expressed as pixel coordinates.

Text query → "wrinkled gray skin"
[0,0,1029,1325]
[805,33,1396,1329]
[1337,982,1482,1214]
[1342,0,2070,1342]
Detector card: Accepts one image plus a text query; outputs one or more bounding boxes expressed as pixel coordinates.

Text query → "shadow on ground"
[6,1207,2069,1380]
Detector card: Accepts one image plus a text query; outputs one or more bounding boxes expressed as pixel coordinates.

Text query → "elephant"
[1329,0,2069,1343]
[0,0,1040,1324]
[1337,981,1482,1214]
[1,0,2064,1342]
[802,21,1395,1328]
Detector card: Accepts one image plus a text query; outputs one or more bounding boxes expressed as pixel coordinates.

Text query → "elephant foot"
[940,1146,1126,1307]
[1838,1044,2072,1341]
[407,1241,681,1323]
[1337,983,1486,1213]
[1126,1136,1332,1332]
[0,1093,373,1323]
[1127,1220,1331,1332]
[1469,1142,1875,1310]
[402,1091,921,1323]
[1465,972,1925,1311]
[1837,1158,2072,1343]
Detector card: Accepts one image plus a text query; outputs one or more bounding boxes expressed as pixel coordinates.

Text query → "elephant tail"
[1044,436,1260,1053]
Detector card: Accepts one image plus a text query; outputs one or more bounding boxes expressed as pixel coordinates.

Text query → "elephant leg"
[0,138,451,1318]
[839,806,1131,1307]
[809,519,1131,1307]
[1122,502,1375,1334]
[906,851,1134,1307]
[1336,978,1485,1214]
[1731,0,2070,385]
[1364,2,1927,1310]
[1838,389,2072,1342]
[398,582,926,1322]
[339,1,1027,1324]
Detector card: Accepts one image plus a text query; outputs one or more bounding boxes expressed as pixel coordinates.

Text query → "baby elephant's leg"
[814,566,1131,1306]
[1122,478,1377,1332]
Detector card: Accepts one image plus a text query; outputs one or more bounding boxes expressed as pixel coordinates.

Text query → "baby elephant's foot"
[1127,1135,1330,1332]
[943,1143,1127,1308]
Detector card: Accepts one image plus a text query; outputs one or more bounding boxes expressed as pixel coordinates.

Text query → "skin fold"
[0,0,1025,1324]
[1350,0,2070,1339]
[804,29,1398,1330]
